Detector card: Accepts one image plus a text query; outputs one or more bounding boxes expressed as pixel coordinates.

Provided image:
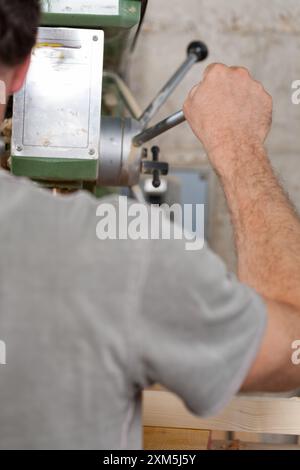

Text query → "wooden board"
[211,440,300,450]
[143,391,300,436]
[144,427,211,450]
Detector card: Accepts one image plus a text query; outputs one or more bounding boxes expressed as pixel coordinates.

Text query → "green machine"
[10,1,209,192]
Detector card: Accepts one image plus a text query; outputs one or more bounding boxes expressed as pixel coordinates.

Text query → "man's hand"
[183,63,273,171]
[185,63,300,392]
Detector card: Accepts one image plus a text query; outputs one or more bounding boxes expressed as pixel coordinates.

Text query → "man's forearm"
[215,141,300,309]
[218,142,300,392]
[184,64,300,390]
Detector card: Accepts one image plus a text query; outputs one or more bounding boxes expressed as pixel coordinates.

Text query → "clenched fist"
[184,64,273,169]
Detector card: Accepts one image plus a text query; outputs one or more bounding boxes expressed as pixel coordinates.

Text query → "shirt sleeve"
[135,237,267,417]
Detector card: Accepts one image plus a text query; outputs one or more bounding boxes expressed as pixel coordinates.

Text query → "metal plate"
[42,0,120,16]
[12,27,104,161]
[170,169,210,240]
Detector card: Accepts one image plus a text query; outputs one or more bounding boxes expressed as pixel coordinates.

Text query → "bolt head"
[152,179,161,189]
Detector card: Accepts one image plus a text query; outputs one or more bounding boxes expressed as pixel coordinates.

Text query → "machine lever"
[133,110,186,147]
[138,41,208,129]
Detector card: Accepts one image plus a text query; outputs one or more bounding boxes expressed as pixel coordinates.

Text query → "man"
[0,0,299,450]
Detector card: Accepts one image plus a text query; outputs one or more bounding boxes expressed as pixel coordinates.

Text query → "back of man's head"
[0,0,40,116]
[0,0,40,67]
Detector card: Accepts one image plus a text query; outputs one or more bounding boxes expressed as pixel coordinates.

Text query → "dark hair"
[0,0,40,67]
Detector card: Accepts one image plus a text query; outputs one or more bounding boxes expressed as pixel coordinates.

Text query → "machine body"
[12,27,104,182]
[8,1,209,190]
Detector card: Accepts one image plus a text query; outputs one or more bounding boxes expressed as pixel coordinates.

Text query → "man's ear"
[9,54,31,95]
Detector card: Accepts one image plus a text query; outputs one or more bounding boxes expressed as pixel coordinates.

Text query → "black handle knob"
[141,146,169,189]
[151,147,161,188]
[187,41,209,62]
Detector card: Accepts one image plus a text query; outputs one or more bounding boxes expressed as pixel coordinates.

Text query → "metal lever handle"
[133,110,186,147]
[139,41,208,129]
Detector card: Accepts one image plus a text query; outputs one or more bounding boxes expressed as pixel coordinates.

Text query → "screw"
[93,36,98,42]
[151,146,160,162]
[89,148,96,156]
[152,170,161,189]
[16,145,23,152]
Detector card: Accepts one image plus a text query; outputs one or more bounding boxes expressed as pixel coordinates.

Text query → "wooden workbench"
[143,390,300,450]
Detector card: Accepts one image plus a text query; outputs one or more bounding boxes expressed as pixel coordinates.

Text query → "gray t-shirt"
[0,169,266,450]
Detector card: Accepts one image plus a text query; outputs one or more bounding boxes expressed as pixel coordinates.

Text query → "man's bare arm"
[211,140,300,309]
[184,64,300,391]
[242,299,300,392]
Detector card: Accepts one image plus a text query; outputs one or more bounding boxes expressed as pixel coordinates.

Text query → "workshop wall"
[129,0,300,271]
